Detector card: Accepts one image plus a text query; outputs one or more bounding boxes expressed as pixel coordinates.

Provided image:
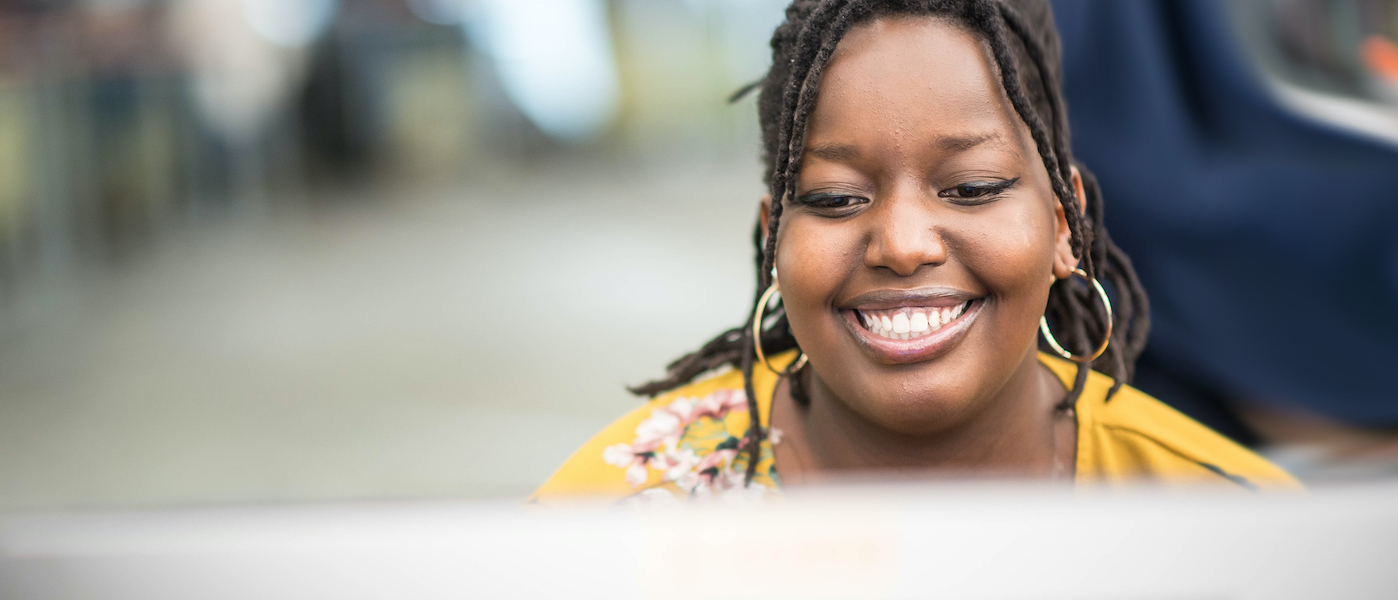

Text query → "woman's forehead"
[806,15,1021,153]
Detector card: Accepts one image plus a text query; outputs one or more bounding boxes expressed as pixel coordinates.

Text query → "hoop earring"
[1040,268,1113,363]
[753,282,809,374]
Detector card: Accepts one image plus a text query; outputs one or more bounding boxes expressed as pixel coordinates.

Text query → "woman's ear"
[1071,165,1087,210]
[1051,167,1087,279]
[758,194,772,242]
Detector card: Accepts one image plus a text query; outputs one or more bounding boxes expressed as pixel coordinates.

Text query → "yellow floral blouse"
[531,352,1301,505]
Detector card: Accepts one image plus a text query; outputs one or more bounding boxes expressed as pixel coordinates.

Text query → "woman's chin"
[860,397,981,436]
[810,343,1004,436]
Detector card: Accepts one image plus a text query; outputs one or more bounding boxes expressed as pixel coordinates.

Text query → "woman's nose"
[864,193,947,277]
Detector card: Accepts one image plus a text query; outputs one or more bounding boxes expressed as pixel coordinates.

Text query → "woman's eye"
[939,177,1020,203]
[818,196,857,207]
[796,193,869,212]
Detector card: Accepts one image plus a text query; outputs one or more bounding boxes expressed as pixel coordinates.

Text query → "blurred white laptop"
[3,482,1396,600]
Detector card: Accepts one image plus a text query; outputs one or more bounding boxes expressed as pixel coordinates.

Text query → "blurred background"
[0,0,1395,513]
[0,0,787,511]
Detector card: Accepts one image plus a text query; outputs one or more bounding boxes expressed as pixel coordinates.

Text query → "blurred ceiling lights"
[240,0,341,48]
[406,0,470,25]
[412,0,621,142]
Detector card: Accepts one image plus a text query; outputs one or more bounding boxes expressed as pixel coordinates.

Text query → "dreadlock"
[630,0,1151,485]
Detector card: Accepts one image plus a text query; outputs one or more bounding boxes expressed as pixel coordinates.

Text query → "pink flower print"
[604,443,653,486]
[665,397,696,422]
[660,447,701,483]
[693,389,747,420]
[696,448,737,478]
[602,443,635,468]
[625,461,649,486]
[678,449,740,497]
[603,439,657,486]
[675,469,702,493]
[603,388,768,496]
[634,408,683,447]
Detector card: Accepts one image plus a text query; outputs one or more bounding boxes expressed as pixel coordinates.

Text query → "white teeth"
[858,301,972,340]
[910,312,928,333]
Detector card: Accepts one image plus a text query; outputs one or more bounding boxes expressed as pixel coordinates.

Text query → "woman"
[533,0,1298,504]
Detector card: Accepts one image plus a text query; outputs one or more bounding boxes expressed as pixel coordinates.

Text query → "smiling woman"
[532,0,1300,504]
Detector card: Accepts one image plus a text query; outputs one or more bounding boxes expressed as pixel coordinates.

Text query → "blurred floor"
[0,156,765,512]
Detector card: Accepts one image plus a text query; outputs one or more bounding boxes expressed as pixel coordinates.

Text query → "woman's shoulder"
[1039,354,1302,491]
[528,366,773,505]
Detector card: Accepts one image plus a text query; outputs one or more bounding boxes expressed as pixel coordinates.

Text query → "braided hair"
[631,0,1150,485]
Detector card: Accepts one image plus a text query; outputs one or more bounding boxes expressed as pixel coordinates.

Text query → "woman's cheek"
[964,205,1056,319]
[777,219,857,331]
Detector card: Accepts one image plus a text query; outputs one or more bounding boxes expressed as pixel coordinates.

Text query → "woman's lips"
[840,298,984,364]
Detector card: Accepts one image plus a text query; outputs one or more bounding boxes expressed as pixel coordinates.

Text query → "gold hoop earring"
[752,282,808,374]
[1040,268,1113,363]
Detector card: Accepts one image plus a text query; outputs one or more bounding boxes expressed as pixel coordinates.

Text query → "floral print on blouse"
[533,351,1303,506]
[600,387,781,505]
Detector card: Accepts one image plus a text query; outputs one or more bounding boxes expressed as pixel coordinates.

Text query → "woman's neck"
[770,349,1075,485]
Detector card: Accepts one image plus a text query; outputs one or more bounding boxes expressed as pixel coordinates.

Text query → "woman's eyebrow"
[938,132,1005,152]
[806,134,1006,161]
[804,143,861,162]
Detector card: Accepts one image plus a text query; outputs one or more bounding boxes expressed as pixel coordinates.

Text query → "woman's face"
[770,16,1078,435]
